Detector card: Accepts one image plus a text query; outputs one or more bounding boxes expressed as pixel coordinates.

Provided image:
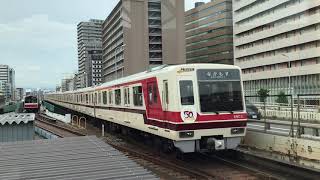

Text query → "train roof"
[54,64,240,94]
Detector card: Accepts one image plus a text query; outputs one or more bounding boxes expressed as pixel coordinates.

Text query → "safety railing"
[245,94,320,138]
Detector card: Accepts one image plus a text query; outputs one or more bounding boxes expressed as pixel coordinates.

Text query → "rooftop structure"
[0,136,158,180]
[0,113,35,143]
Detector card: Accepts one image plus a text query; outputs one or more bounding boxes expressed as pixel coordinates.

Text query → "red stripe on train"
[150,111,247,123]
[145,119,247,131]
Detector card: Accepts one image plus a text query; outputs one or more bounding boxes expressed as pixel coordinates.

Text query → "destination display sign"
[197,69,241,81]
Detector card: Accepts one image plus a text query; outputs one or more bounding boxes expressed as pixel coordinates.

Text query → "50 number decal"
[180,109,197,122]
[183,111,194,118]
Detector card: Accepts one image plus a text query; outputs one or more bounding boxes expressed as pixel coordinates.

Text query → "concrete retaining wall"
[45,110,71,124]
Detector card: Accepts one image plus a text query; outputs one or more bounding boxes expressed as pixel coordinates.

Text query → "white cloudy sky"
[0,0,210,89]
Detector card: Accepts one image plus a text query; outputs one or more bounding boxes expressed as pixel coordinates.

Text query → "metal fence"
[245,94,320,138]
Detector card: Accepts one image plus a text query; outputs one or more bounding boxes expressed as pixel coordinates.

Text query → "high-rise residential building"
[185,0,234,65]
[74,73,81,90]
[77,19,104,88]
[102,0,186,82]
[0,65,15,101]
[61,77,75,92]
[233,0,320,96]
[0,81,3,96]
[56,86,62,93]
[15,88,25,101]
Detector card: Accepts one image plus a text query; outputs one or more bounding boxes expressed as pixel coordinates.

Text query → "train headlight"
[231,128,245,135]
[179,131,194,138]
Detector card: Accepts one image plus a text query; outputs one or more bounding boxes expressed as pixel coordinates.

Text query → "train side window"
[124,88,127,105]
[127,88,130,105]
[153,83,158,104]
[98,92,101,104]
[148,84,153,104]
[164,80,169,104]
[86,94,89,104]
[179,80,194,105]
[124,87,130,105]
[133,86,143,106]
[91,94,94,104]
[109,91,113,104]
[115,89,121,105]
[103,91,107,105]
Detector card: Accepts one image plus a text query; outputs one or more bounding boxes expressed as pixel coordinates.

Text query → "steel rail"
[103,137,217,180]
[35,113,86,137]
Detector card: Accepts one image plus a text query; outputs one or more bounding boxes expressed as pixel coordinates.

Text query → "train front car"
[169,64,247,153]
[24,96,39,113]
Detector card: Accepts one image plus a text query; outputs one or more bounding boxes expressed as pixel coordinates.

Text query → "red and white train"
[45,64,247,153]
[24,95,40,113]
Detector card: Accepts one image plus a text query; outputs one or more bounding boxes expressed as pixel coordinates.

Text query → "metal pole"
[102,124,105,137]
[264,100,267,133]
[281,54,291,95]
[290,95,294,137]
[289,60,291,95]
[297,95,301,138]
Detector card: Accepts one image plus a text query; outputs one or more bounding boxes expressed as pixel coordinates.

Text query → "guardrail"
[246,94,320,137]
[247,119,320,139]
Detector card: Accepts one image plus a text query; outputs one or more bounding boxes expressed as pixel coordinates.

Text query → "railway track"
[103,134,277,180]
[102,136,215,180]
[35,113,86,137]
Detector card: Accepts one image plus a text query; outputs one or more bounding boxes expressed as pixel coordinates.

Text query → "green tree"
[276,91,288,104]
[257,89,269,102]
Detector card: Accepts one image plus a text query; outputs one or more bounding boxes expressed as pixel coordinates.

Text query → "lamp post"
[281,54,292,95]
[282,53,295,137]
[114,44,126,79]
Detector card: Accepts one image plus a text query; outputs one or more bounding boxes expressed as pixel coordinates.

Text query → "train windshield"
[197,69,243,113]
[25,96,37,103]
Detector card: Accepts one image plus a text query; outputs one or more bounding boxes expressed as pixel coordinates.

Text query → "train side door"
[162,80,169,111]
[162,80,169,129]
[146,81,161,119]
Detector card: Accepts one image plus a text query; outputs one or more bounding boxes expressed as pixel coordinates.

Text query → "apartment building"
[0,65,15,101]
[102,0,186,82]
[77,19,104,87]
[15,88,25,101]
[233,0,320,96]
[186,0,234,64]
[0,81,3,96]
